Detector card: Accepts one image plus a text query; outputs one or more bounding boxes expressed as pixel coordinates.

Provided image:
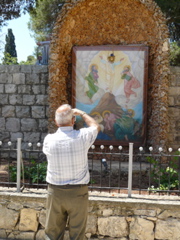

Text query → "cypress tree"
[5,28,17,57]
[3,28,18,64]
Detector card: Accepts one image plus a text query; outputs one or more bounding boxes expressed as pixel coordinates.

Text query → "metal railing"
[0,139,180,197]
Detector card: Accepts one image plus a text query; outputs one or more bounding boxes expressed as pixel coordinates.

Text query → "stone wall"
[48,0,170,148]
[0,191,180,240]
[0,65,179,149]
[0,65,48,147]
[168,67,180,149]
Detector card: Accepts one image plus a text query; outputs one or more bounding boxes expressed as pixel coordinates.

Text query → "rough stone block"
[158,209,180,219]
[102,208,113,216]
[36,95,48,105]
[0,65,7,73]
[23,132,41,143]
[7,65,20,73]
[13,73,25,84]
[86,215,97,235]
[2,106,15,117]
[19,208,39,232]
[0,229,7,239]
[129,217,154,240]
[23,95,36,105]
[6,118,20,132]
[0,205,19,229]
[134,209,156,217]
[10,132,23,142]
[0,73,8,83]
[32,85,46,94]
[26,73,40,84]
[18,85,31,94]
[32,65,48,73]
[0,94,8,104]
[0,84,4,93]
[5,84,17,93]
[39,209,46,228]
[155,219,180,240]
[36,229,45,240]
[169,87,179,96]
[16,106,31,118]
[168,96,174,105]
[40,73,49,83]
[20,65,33,73]
[32,106,45,118]
[9,231,35,240]
[21,118,38,131]
[9,94,23,105]
[0,118,5,131]
[98,216,128,238]
[39,119,48,132]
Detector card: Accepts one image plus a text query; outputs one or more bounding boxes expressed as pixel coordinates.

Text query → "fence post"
[128,142,134,197]
[17,138,21,192]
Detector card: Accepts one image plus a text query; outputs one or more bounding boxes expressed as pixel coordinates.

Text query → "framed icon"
[72,45,149,146]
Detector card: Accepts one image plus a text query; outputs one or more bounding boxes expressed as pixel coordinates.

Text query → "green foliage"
[155,0,180,42]
[0,1,35,27]
[170,42,180,66]
[28,0,65,41]
[26,159,47,183]
[9,160,47,184]
[147,154,179,191]
[2,28,18,64]
[2,52,18,65]
[19,55,36,65]
[5,29,17,57]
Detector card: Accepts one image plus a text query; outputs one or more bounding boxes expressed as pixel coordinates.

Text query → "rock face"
[49,0,170,148]
[90,92,123,118]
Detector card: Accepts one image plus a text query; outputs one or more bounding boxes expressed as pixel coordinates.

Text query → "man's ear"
[72,117,75,125]
[55,119,59,127]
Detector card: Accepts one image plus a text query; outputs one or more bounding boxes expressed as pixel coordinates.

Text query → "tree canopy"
[28,0,65,41]
[0,0,36,27]
[2,28,18,64]
[155,0,180,42]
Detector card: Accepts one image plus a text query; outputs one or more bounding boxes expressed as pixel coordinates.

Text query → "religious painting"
[72,45,148,146]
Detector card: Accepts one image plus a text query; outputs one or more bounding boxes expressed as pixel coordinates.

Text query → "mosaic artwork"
[72,45,148,146]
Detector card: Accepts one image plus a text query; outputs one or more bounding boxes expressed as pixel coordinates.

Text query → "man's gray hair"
[55,104,73,125]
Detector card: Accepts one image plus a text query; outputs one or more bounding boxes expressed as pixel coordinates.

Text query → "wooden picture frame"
[72,45,149,146]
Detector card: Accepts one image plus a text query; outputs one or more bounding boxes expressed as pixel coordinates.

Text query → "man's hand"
[72,108,100,132]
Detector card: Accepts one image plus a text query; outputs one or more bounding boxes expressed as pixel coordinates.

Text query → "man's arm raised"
[72,108,101,132]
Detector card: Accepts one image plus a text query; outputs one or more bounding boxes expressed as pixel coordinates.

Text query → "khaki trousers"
[45,184,88,240]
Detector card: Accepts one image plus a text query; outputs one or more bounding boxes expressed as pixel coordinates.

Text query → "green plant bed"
[9,160,47,184]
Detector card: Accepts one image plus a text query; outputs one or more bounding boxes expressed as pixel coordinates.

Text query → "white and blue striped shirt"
[43,126,98,185]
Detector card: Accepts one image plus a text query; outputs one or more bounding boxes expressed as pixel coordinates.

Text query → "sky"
[0,14,36,62]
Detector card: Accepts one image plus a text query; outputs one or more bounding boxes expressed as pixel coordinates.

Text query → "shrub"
[170,42,180,66]
[147,154,179,191]
[9,159,47,184]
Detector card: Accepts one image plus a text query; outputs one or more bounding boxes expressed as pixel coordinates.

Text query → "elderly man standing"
[43,104,100,240]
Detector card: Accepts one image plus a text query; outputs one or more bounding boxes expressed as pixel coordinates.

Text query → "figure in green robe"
[85,64,99,99]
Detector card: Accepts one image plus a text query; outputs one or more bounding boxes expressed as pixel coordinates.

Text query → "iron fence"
[0,139,180,197]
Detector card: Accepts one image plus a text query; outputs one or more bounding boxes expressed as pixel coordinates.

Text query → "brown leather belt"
[48,183,88,189]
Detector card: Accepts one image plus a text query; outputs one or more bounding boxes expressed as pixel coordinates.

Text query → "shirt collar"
[57,126,74,132]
